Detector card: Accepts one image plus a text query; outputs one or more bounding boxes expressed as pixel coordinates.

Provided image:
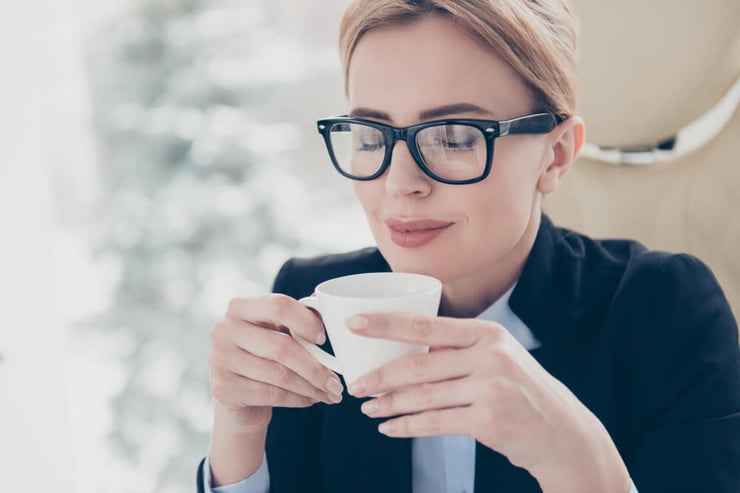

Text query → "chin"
[379,243,456,281]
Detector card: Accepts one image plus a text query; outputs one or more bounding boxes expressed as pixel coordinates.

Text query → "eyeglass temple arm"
[498,113,563,137]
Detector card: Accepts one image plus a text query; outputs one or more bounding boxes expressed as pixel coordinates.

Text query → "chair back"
[545,0,740,319]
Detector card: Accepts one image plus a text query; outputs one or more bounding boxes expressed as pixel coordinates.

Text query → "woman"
[198,1,740,492]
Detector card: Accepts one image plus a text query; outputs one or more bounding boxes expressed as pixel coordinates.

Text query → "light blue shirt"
[204,285,639,492]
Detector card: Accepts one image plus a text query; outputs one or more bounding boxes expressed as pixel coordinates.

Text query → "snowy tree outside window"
[76,0,371,491]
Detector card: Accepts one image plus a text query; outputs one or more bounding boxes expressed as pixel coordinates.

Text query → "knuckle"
[421,412,442,435]
[370,366,386,388]
[269,294,293,318]
[210,377,231,405]
[372,394,390,414]
[481,334,510,361]
[297,395,315,408]
[480,407,501,437]
[226,297,245,316]
[418,382,436,407]
[487,342,508,362]
[481,376,511,402]
[491,345,518,374]
[310,364,330,388]
[411,315,434,339]
[408,354,431,378]
[266,382,285,407]
[275,362,293,387]
[384,391,399,411]
[270,335,293,362]
[482,320,506,339]
[207,349,227,371]
[209,320,231,345]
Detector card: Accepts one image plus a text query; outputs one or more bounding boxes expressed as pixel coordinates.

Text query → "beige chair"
[544,0,740,321]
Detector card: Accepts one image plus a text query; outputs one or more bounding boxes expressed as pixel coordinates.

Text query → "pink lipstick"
[385,218,454,248]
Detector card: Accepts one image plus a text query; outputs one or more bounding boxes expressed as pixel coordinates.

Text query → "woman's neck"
[439,211,541,319]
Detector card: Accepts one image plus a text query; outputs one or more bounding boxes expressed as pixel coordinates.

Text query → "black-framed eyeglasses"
[316,112,564,185]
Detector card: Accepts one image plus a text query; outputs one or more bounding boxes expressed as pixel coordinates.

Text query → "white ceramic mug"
[291,272,442,386]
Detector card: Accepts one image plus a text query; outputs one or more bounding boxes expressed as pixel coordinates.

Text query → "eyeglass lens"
[328,122,488,182]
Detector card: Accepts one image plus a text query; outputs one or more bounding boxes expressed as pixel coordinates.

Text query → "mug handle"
[292,296,342,374]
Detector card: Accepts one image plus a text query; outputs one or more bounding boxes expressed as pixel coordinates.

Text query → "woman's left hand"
[345,313,631,493]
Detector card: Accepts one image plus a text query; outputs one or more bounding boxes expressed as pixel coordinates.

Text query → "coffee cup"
[291,272,442,387]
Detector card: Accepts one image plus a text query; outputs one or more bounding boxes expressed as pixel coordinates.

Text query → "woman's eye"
[353,128,384,152]
[358,140,384,151]
[423,125,481,151]
[439,138,477,150]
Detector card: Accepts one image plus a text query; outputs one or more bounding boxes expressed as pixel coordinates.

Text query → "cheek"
[353,181,371,204]
[492,137,550,187]
[465,167,535,220]
[352,181,381,221]
[458,158,542,245]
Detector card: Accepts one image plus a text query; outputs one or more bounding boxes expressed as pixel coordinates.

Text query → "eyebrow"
[349,103,495,122]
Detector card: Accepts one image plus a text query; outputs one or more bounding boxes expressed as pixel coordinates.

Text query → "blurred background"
[1,1,370,492]
[0,1,737,492]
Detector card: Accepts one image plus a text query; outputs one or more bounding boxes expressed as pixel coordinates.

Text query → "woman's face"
[346,15,572,289]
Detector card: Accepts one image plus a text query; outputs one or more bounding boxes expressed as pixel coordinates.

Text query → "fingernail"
[327,392,342,404]
[361,399,378,415]
[348,379,365,396]
[325,377,343,396]
[378,421,394,434]
[315,331,326,345]
[346,315,368,330]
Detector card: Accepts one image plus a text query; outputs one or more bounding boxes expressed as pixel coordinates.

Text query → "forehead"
[347,15,533,124]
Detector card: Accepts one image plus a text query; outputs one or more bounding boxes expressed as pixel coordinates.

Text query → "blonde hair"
[339,0,579,118]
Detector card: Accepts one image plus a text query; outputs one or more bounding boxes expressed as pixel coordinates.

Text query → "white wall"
[0,1,81,491]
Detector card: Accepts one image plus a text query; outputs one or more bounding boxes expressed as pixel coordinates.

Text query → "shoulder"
[539,220,737,349]
[550,223,730,316]
[556,225,738,383]
[619,250,738,358]
[271,247,389,299]
[611,252,740,445]
[622,250,727,309]
[597,242,734,331]
[552,223,651,282]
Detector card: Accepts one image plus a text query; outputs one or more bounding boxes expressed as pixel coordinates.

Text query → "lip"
[384,217,454,248]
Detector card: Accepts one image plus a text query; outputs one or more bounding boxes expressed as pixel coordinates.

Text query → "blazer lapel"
[474,215,561,493]
[474,441,542,492]
[322,393,412,493]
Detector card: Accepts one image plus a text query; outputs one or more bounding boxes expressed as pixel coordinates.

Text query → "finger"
[224,348,342,405]
[211,369,318,409]
[230,325,344,399]
[227,294,326,344]
[348,348,473,397]
[377,406,473,438]
[360,377,473,418]
[346,313,486,348]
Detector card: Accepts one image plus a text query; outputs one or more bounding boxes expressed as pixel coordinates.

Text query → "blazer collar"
[508,214,563,346]
[509,213,600,348]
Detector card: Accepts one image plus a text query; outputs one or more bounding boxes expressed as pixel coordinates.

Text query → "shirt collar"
[477,283,541,351]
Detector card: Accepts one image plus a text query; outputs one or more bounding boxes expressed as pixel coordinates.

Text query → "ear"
[536,116,585,195]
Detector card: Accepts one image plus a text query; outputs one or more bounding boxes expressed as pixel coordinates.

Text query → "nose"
[383,140,433,198]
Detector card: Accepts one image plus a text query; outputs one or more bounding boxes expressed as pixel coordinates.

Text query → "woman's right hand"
[208,294,344,435]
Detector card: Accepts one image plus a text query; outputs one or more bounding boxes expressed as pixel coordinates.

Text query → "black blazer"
[198,215,740,492]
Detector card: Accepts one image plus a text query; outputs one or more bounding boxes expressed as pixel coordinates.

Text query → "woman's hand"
[208,294,344,485]
[345,314,631,493]
[208,294,344,434]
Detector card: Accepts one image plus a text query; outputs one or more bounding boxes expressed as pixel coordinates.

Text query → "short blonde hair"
[339,0,579,118]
